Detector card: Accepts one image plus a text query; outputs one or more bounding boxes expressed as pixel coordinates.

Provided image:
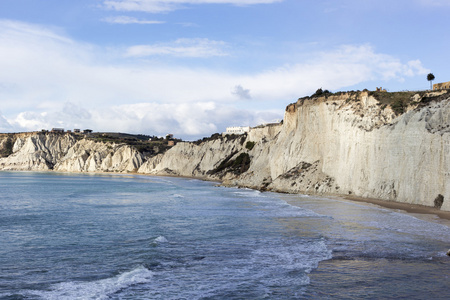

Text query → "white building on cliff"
[223,126,250,135]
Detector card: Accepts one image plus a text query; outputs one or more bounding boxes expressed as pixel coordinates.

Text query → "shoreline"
[2,169,449,222]
[341,195,450,222]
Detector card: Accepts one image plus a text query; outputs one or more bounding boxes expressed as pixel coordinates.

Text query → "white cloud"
[102,16,165,24]
[8,102,280,139]
[103,0,283,13]
[0,20,429,139]
[125,38,229,57]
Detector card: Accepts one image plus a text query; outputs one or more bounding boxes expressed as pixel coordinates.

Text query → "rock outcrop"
[1,91,449,211]
[0,133,144,173]
[0,133,76,170]
[138,135,248,180]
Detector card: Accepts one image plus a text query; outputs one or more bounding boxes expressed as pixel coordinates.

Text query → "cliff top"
[295,89,450,115]
[0,131,181,158]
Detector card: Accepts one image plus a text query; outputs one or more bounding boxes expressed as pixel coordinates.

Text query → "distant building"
[83,129,93,134]
[51,128,64,133]
[168,140,175,147]
[224,126,250,135]
[376,87,387,92]
[433,81,450,90]
[74,129,81,133]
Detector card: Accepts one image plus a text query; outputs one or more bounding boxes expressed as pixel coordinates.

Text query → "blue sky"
[0,0,449,139]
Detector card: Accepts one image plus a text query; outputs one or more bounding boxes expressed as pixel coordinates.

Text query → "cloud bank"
[0,20,428,139]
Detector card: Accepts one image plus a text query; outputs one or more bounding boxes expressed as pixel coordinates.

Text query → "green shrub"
[233,153,251,174]
[209,151,251,176]
[310,88,332,98]
[233,153,249,166]
[390,99,405,114]
[245,141,255,150]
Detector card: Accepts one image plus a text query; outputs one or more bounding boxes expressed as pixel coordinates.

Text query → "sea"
[0,171,449,300]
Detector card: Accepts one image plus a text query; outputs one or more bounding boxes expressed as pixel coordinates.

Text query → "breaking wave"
[27,266,153,300]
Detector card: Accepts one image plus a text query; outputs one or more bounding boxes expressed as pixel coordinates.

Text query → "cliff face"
[138,136,248,180]
[1,91,449,211]
[0,133,144,173]
[139,91,450,211]
[233,92,450,211]
[0,133,77,170]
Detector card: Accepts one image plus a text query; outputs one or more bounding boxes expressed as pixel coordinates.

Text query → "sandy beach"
[342,195,450,222]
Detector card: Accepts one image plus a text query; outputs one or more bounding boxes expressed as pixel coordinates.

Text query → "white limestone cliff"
[139,91,450,211]
[0,133,144,173]
[0,133,76,170]
[54,139,144,173]
[138,137,246,180]
[235,92,449,211]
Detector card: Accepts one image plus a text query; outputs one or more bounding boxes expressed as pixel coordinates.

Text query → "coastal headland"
[1,90,449,213]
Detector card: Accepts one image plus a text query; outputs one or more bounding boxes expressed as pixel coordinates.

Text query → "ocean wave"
[252,238,332,272]
[26,266,153,300]
[153,235,169,243]
[233,189,263,197]
[171,194,185,198]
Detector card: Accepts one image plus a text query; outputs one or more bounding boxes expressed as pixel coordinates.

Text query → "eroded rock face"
[236,94,448,210]
[54,140,144,173]
[138,137,246,179]
[0,133,144,173]
[0,133,76,170]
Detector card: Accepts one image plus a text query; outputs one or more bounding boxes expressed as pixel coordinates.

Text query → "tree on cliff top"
[427,73,435,90]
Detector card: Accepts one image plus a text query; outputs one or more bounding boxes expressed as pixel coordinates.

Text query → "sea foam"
[27,266,153,300]
[154,235,169,243]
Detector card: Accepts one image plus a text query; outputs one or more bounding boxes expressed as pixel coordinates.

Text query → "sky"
[0,0,449,140]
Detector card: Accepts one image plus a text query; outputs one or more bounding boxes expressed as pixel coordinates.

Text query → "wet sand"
[342,195,450,221]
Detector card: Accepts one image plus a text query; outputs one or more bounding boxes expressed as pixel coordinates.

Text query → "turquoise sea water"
[0,171,449,299]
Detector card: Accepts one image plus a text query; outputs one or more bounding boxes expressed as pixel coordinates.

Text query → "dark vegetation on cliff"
[0,135,14,158]
[86,132,179,157]
[193,132,247,146]
[0,131,179,158]
[302,89,450,115]
[369,90,450,114]
[208,151,251,177]
[245,141,255,150]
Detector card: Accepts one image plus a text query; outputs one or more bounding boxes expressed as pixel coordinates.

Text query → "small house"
[433,81,450,90]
